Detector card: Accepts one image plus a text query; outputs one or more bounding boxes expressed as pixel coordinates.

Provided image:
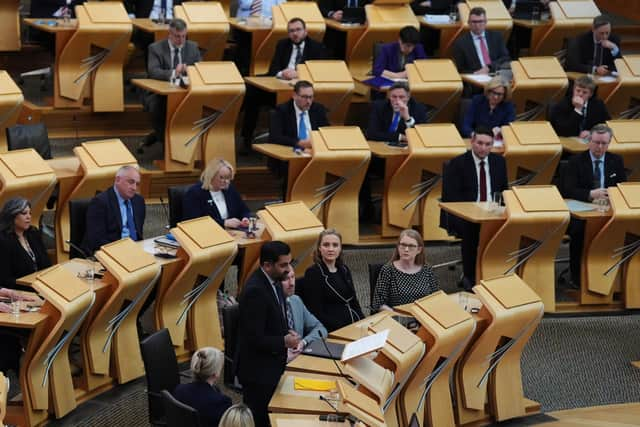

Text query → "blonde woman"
[173,347,232,427]
[461,76,515,138]
[371,229,439,312]
[219,403,255,427]
[182,158,251,228]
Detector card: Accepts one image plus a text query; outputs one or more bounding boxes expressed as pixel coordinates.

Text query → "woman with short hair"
[461,76,516,138]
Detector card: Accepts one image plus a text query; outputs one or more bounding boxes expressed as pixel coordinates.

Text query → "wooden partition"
[510,57,568,121]
[174,2,229,61]
[0,0,20,51]
[606,56,640,120]
[0,71,23,152]
[606,120,640,182]
[406,60,463,124]
[297,61,354,125]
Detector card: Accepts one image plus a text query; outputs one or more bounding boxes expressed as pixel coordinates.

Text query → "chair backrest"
[368,263,384,314]
[222,304,240,386]
[160,390,201,427]
[140,329,180,426]
[69,198,91,259]
[0,372,7,427]
[167,185,190,228]
[6,123,51,159]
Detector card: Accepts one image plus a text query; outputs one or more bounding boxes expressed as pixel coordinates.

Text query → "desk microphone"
[159,197,171,230]
[318,395,359,426]
[318,337,355,385]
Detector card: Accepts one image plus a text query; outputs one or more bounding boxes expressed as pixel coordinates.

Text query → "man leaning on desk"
[566,15,622,77]
[139,18,202,152]
[560,123,626,288]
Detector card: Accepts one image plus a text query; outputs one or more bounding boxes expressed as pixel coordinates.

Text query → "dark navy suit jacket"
[366,98,429,142]
[173,381,232,427]
[269,99,330,147]
[561,150,626,202]
[452,30,511,74]
[461,94,516,137]
[182,182,251,227]
[84,187,145,254]
[372,41,427,77]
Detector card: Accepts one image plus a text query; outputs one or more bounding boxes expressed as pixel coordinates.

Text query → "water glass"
[491,192,503,211]
[595,198,610,213]
[10,293,20,317]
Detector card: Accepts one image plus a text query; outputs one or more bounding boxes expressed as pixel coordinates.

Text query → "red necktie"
[479,160,487,202]
[479,36,492,66]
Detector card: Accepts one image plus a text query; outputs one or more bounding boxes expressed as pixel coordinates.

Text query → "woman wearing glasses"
[182,158,251,229]
[461,76,515,138]
[302,229,365,332]
[371,229,439,312]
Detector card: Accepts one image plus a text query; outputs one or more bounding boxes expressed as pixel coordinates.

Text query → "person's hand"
[298,139,312,149]
[419,1,431,6]
[240,217,250,227]
[175,63,188,75]
[281,68,298,80]
[579,130,591,139]
[332,10,343,21]
[380,304,394,312]
[286,348,299,363]
[293,340,304,352]
[397,100,410,120]
[0,302,11,313]
[572,95,585,110]
[284,330,301,349]
[600,39,617,51]
[474,66,490,75]
[509,4,516,14]
[595,65,609,76]
[590,188,608,201]
[224,218,243,229]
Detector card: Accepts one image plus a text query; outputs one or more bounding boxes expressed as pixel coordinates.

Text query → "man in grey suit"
[140,18,202,151]
[281,270,327,362]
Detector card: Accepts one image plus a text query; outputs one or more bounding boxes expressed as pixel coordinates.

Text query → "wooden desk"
[0,70,23,152]
[244,76,294,105]
[270,413,349,426]
[0,0,20,51]
[174,2,230,61]
[324,18,367,62]
[252,143,312,199]
[558,136,589,153]
[132,18,168,40]
[419,16,463,58]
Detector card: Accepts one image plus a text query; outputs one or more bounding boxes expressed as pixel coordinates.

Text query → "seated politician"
[566,15,622,76]
[269,80,329,149]
[281,270,327,362]
[549,75,611,139]
[182,158,251,229]
[83,165,145,254]
[236,0,285,18]
[139,18,202,152]
[173,347,232,427]
[0,198,51,292]
[461,76,515,138]
[240,17,327,154]
[372,26,427,80]
[560,123,626,288]
[441,125,508,291]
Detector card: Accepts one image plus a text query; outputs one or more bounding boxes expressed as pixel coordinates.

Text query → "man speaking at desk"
[139,18,202,152]
[441,125,508,291]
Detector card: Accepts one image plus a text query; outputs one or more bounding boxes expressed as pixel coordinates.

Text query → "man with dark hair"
[269,80,329,148]
[566,15,622,76]
[240,18,327,154]
[452,6,510,74]
[549,75,611,138]
[441,125,508,290]
[560,124,626,287]
[372,26,427,79]
[236,241,300,427]
[139,18,201,151]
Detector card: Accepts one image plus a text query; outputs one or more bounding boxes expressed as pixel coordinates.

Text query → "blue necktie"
[388,112,400,133]
[593,159,602,189]
[125,200,138,241]
[161,0,167,10]
[298,112,308,140]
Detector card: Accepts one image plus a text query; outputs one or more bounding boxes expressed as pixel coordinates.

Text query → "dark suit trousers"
[568,218,586,286]
[144,93,167,142]
[242,381,279,427]
[461,220,480,287]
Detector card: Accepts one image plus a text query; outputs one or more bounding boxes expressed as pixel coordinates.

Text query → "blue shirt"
[461,94,516,138]
[113,186,134,239]
[236,0,286,18]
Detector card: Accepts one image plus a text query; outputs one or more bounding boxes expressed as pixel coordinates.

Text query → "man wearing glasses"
[452,7,510,75]
[560,123,626,288]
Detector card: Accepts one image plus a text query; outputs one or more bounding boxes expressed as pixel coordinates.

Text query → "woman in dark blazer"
[461,76,515,138]
[182,158,251,228]
[0,198,51,292]
[301,229,364,332]
[173,347,232,427]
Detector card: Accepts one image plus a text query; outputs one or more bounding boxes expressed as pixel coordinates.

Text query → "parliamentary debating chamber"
[1,0,640,426]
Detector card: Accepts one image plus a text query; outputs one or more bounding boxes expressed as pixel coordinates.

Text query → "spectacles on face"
[398,243,419,250]
[469,19,486,24]
[288,26,304,33]
[216,175,232,181]
[488,89,505,97]
[590,140,610,146]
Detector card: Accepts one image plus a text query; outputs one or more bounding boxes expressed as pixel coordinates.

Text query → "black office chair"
[167,185,190,228]
[69,198,92,259]
[140,329,181,426]
[368,263,384,314]
[222,304,241,389]
[160,390,201,427]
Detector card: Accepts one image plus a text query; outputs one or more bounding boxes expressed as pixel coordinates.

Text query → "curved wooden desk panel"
[58,4,132,112]
[406,60,463,124]
[0,149,56,228]
[0,0,20,51]
[0,70,23,152]
[174,2,230,61]
[297,61,354,125]
[481,187,569,312]
[510,59,568,121]
[419,16,464,60]
[606,121,640,182]
[529,1,595,57]
[606,58,640,120]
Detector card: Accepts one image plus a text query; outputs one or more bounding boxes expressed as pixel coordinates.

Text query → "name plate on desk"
[0,149,53,177]
[177,216,234,248]
[413,59,461,82]
[36,265,90,302]
[264,201,323,231]
[182,2,228,23]
[415,290,471,329]
[481,275,541,308]
[317,127,369,150]
[101,239,157,272]
[509,122,560,145]
[82,139,137,167]
[512,185,568,212]
[617,182,640,209]
[304,60,353,83]
[413,123,465,148]
[518,57,566,79]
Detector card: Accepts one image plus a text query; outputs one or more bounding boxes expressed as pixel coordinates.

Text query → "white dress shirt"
[149,0,174,19]
[210,190,228,220]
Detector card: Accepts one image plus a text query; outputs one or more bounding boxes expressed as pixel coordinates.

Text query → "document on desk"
[566,199,596,212]
[463,74,493,83]
[424,14,452,23]
[341,329,389,362]
[597,75,617,83]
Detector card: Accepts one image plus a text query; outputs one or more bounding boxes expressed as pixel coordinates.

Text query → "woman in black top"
[0,198,51,291]
[302,229,364,332]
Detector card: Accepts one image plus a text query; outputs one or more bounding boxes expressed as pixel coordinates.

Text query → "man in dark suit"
[560,123,626,287]
[236,241,301,427]
[441,125,508,290]
[452,7,510,74]
[139,18,201,151]
[84,165,145,254]
[240,18,327,154]
[549,75,611,138]
[566,15,622,76]
[269,80,329,148]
